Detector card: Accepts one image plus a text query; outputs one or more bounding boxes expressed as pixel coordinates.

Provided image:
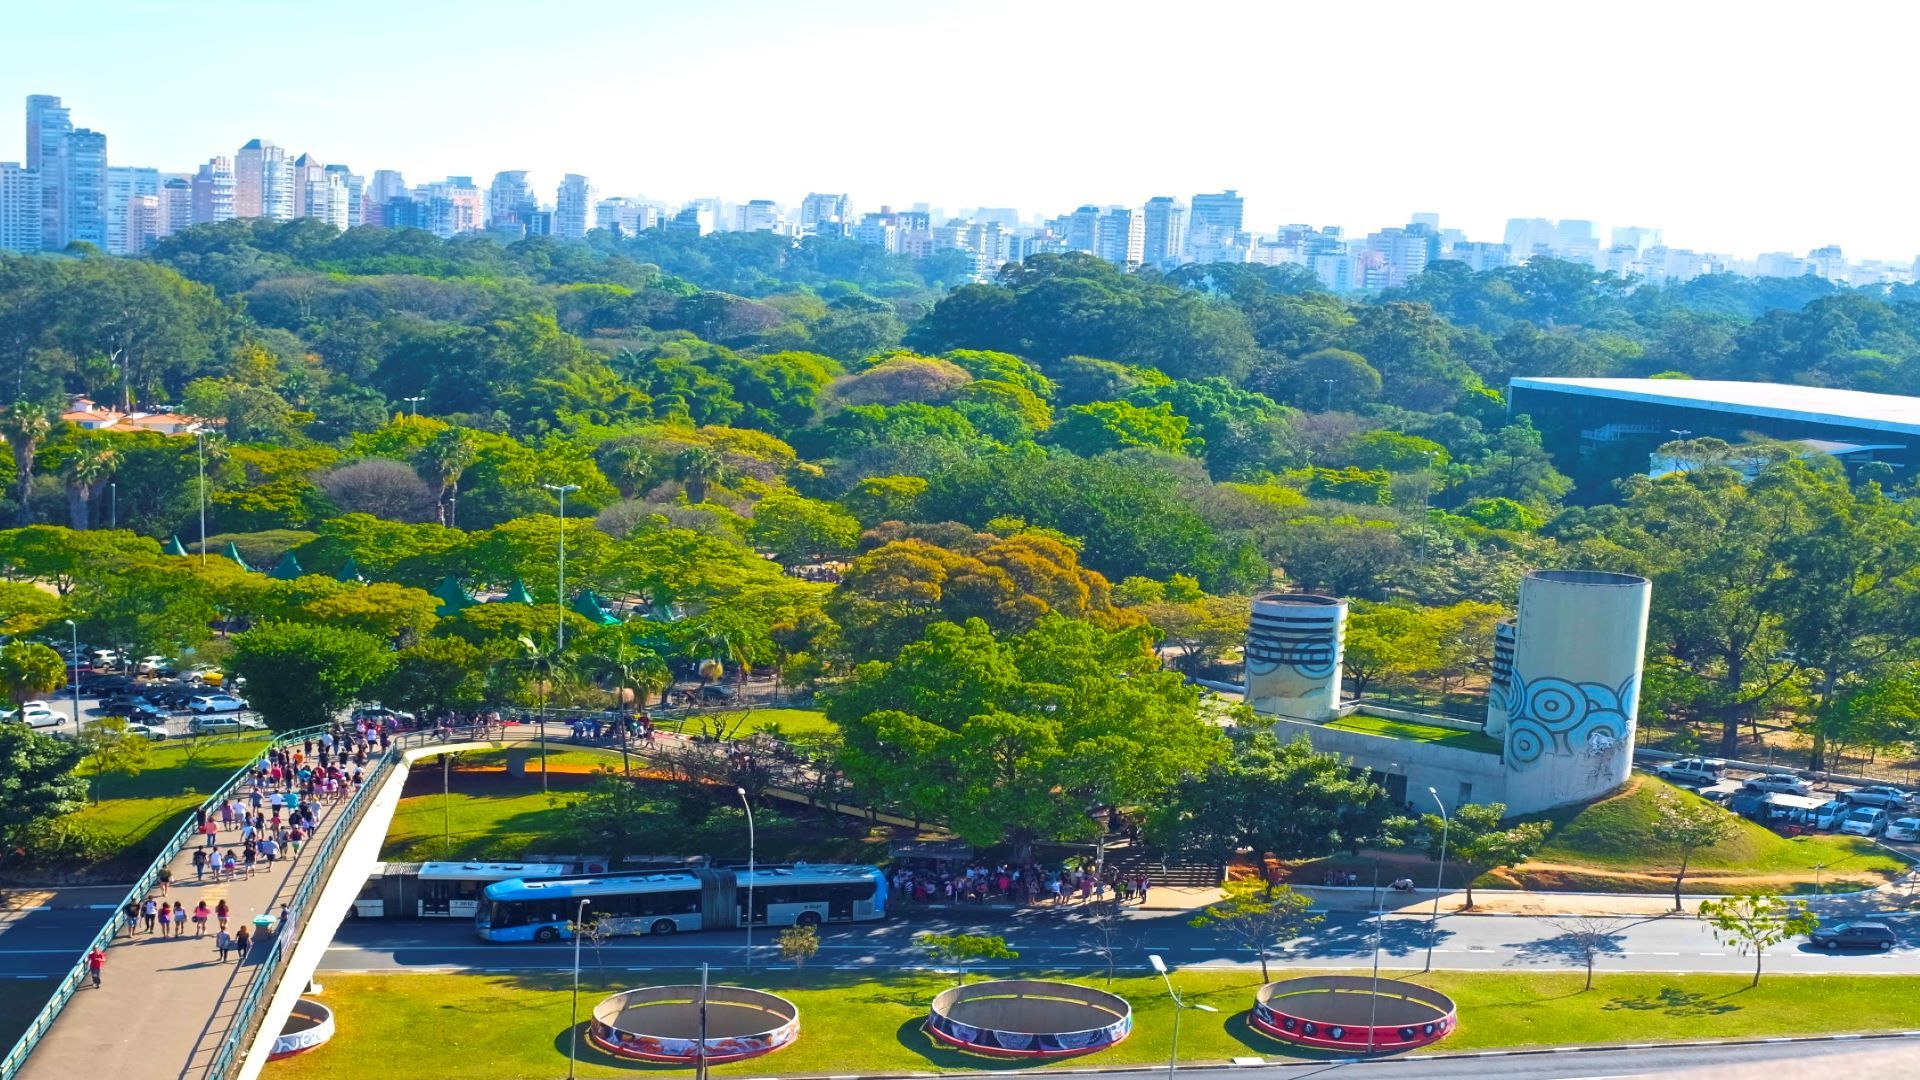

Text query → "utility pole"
[737,786,756,969]
[1424,786,1449,972]
[568,898,590,1079]
[196,430,207,566]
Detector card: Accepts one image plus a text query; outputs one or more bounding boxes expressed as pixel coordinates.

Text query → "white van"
[1655,757,1727,786]
[1841,807,1889,837]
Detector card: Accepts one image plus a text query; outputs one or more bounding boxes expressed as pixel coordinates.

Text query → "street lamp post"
[195,430,207,567]
[1149,954,1216,1080]
[737,786,756,969]
[1323,378,1335,412]
[542,484,581,651]
[1425,787,1450,973]
[1367,863,1386,1055]
[108,482,116,531]
[568,898,591,1079]
[404,394,426,417]
[65,619,80,730]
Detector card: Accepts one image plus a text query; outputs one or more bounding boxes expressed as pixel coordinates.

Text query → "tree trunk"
[1673,852,1690,912]
[1808,673,1838,772]
[67,484,90,529]
[1751,948,1762,988]
[1257,950,1269,982]
[1584,955,1594,990]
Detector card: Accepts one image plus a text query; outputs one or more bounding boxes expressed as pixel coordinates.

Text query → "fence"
[0,723,330,1080]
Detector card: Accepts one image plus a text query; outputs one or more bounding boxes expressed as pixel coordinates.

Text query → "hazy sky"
[8,0,1917,260]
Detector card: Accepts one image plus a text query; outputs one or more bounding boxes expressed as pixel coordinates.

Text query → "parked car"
[1883,817,1920,842]
[1793,799,1853,830]
[135,655,178,676]
[1742,773,1813,797]
[1840,806,1889,837]
[78,674,137,696]
[1655,757,1727,786]
[1843,786,1916,810]
[187,693,247,715]
[698,684,737,703]
[1808,921,1898,951]
[3,701,61,728]
[118,721,171,741]
[187,714,265,735]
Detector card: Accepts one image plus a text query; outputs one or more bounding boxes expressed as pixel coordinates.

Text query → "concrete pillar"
[1244,593,1347,721]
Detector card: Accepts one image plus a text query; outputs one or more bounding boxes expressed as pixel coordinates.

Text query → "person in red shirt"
[85,948,105,989]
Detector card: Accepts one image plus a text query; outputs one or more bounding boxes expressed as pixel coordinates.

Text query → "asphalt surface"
[0,887,135,981]
[1192,1039,1916,1078]
[307,903,1920,977]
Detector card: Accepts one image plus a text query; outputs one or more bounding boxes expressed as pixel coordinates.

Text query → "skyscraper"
[126,194,161,253]
[0,163,42,252]
[414,177,484,237]
[64,129,108,249]
[191,157,235,225]
[105,165,160,254]
[366,170,406,227]
[26,95,71,248]
[1095,206,1145,265]
[1188,189,1244,247]
[1142,196,1188,268]
[1063,205,1100,253]
[554,174,593,238]
[799,192,851,234]
[235,139,292,220]
[325,164,364,227]
[158,175,192,238]
[488,170,537,228]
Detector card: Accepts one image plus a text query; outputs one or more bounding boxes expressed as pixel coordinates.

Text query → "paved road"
[311,903,1920,977]
[1217,1039,1916,1078]
[0,896,128,982]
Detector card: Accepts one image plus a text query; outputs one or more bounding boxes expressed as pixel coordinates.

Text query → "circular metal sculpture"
[927,980,1132,1058]
[267,998,336,1061]
[1250,976,1456,1052]
[588,985,799,1063]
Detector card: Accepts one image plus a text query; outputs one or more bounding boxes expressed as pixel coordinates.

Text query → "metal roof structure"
[1509,378,1920,438]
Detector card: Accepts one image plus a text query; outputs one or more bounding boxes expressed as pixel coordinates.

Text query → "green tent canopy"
[571,589,621,625]
[432,575,478,613]
[163,535,189,557]
[498,578,535,605]
[225,541,253,571]
[335,556,365,583]
[268,551,305,580]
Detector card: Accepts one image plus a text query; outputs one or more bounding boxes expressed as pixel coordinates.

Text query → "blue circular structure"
[927,980,1131,1058]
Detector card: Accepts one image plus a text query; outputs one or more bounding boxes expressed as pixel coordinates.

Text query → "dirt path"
[1498,860,1889,893]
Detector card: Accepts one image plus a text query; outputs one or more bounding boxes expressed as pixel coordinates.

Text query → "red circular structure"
[1250,976,1456,1053]
[927,980,1132,1058]
[587,985,798,1063]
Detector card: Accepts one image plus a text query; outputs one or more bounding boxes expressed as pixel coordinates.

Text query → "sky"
[7,0,1919,261]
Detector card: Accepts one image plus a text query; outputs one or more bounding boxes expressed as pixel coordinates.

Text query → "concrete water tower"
[1244,593,1347,721]
[1493,570,1651,809]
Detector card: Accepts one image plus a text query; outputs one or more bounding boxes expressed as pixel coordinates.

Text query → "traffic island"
[586,984,799,1063]
[1250,975,1456,1053]
[926,979,1132,1057]
[267,999,336,1061]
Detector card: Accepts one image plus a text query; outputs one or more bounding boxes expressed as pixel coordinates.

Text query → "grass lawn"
[65,733,271,873]
[274,968,1920,1080]
[1520,775,1910,893]
[653,707,837,741]
[1325,712,1503,755]
[379,767,887,865]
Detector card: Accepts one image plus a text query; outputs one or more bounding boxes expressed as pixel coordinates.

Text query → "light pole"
[737,786,756,969]
[108,482,116,531]
[65,619,80,730]
[1424,786,1449,973]
[403,395,426,417]
[542,484,581,651]
[1323,378,1335,412]
[1149,954,1215,1080]
[1366,862,1385,1055]
[568,898,590,1079]
[195,429,207,566]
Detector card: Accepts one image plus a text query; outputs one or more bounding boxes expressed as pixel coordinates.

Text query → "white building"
[125,193,161,253]
[235,139,293,220]
[799,192,850,234]
[1094,206,1144,265]
[736,198,784,233]
[325,164,364,227]
[158,176,192,239]
[488,170,537,229]
[191,157,235,225]
[594,196,657,237]
[0,162,41,252]
[554,173,593,239]
[1142,196,1187,268]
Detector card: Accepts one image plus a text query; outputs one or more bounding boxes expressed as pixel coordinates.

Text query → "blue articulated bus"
[476,863,887,942]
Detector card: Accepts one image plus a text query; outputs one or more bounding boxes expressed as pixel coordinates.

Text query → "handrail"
[0,724,331,1080]
[201,732,421,1080]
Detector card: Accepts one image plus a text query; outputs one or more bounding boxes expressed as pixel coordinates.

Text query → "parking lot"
[1640,757,1920,849]
[3,654,260,741]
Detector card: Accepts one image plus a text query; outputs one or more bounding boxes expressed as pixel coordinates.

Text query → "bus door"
[828,884,857,922]
[420,879,454,917]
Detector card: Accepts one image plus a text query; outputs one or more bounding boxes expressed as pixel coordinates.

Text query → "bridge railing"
[0,724,331,1080]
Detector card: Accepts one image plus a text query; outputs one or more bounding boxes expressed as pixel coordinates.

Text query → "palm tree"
[0,401,52,526]
[582,625,670,775]
[673,446,727,504]
[61,444,117,530]
[593,439,653,501]
[416,428,477,527]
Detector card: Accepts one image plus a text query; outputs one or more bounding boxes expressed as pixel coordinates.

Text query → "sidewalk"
[1295,878,1920,918]
[16,779,364,1080]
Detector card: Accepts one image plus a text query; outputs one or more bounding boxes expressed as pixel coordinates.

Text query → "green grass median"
[275,968,1917,1079]
[64,733,272,874]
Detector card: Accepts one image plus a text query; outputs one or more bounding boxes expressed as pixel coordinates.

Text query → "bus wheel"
[536,927,559,943]
[796,911,822,928]
[650,920,676,936]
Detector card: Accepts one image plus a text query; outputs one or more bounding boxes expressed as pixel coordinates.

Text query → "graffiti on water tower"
[1495,673,1639,769]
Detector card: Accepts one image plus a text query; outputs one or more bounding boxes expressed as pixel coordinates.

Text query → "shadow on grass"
[1225,1009,1371,1062]
[1602,987,1743,1018]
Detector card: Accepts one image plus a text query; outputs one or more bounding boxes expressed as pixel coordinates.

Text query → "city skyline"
[4,1,1920,262]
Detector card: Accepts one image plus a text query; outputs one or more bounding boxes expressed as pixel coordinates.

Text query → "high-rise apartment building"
[235,139,293,220]
[26,94,71,248]
[105,165,160,254]
[799,192,851,234]
[414,177,483,237]
[191,157,235,225]
[1095,206,1145,265]
[1063,205,1100,253]
[554,174,593,239]
[159,176,192,238]
[64,129,107,249]
[1502,217,1555,258]
[290,155,350,229]
[325,164,363,227]
[736,199,783,232]
[1610,225,1662,256]
[1189,189,1244,245]
[594,196,657,237]
[365,170,406,227]
[126,194,161,253]
[0,163,42,252]
[487,170,537,228]
[1142,196,1188,268]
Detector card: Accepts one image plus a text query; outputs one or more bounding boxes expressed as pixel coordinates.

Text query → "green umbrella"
[498,578,535,605]
[224,541,253,571]
[571,588,621,626]
[268,551,305,580]
[432,575,478,613]
[335,556,364,583]
[163,535,189,557]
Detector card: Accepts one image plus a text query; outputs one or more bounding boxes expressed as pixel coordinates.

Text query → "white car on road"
[187,714,265,735]
[1884,817,1920,842]
[3,701,62,728]
[187,693,248,715]
[1841,806,1889,837]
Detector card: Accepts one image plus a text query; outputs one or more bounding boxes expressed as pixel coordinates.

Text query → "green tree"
[776,924,820,971]
[0,582,61,637]
[1050,399,1201,457]
[228,621,396,731]
[1697,894,1818,987]
[378,636,487,718]
[560,768,665,866]
[0,724,87,847]
[1149,729,1384,866]
[0,402,53,527]
[1340,604,1443,696]
[746,493,860,567]
[299,581,442,641]
[0,641,67,706]
[59,443,116,530]
[1651,788,1736,911]
[1188,880,1322,981]
[414,427,477,527]
[915,932,1019,984]
[75,716,154,802]
[1386,802,1552,908]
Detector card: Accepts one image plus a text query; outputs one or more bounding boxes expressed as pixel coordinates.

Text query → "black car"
[1808,921,1898,951]
[698,684,738,702]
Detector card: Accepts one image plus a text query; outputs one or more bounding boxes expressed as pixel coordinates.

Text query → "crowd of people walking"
[889,862,1156,907]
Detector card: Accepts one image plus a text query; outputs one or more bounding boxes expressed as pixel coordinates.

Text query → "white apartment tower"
[487,170,537,228]
[26,95,71,248]
[0,163,41,252]
[1142,197,1188,267]
[554,173,593,239]
[105,165,160,254]
[235,139,293,220]
[191,157,235,225]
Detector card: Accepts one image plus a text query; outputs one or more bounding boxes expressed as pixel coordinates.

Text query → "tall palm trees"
[61,444,117,530]
[673,446,727,504]
[416,428,477,527]
[1,401,52,526]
